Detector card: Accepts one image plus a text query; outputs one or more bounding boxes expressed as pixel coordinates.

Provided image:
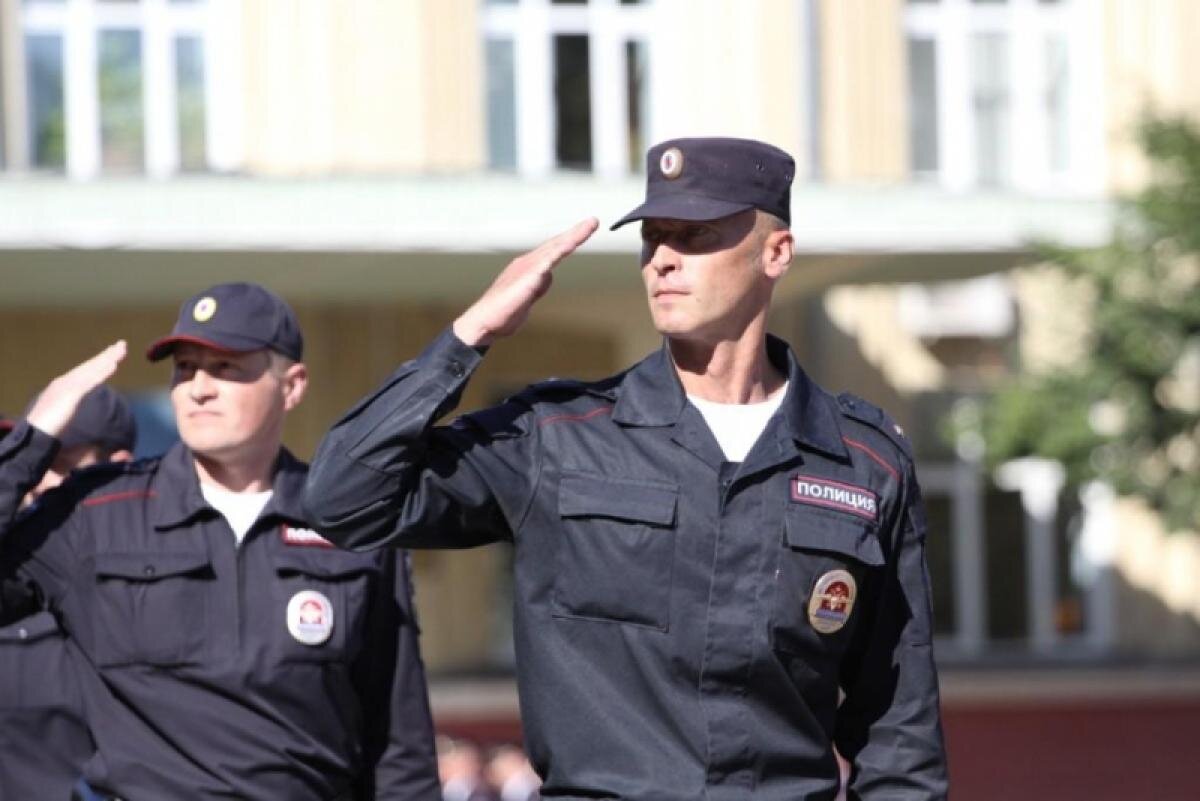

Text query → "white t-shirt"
[200,483,274,545]
[687,382,789,463]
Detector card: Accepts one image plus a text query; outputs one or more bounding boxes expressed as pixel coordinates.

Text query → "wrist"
[451,314,494,349]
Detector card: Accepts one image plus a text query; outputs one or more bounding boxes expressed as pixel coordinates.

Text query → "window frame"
[903,0,1104,196]
[18,0,239,178]
[481,0,657,178]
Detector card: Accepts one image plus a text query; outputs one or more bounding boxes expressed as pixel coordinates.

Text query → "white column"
[64,0,99,179]
[515,0,553,177]
[953,461,987,655]
[204,0,244,172]
[1078,481,1117,651]
[142,0,176,178]
[936,0,972,191]
[589,0,627,180]
[1009,0,1045,192]
[996,458,1065,653]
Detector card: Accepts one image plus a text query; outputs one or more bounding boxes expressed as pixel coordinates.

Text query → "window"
[16,0,226,178]
[481,0,655,177]
[904,0,1103,194]
[25,33,66,169]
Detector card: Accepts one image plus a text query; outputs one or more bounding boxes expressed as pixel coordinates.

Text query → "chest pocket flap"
[95,550,211,580]
[273,550,379,579]
[558,473,677,525]
[784,510,885,567]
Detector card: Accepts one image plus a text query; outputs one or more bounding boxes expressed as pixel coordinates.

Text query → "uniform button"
[17,627,28,640]
[448,360,465,378]
[144,565,156,577]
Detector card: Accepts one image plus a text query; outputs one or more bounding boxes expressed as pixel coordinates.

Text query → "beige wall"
[817,0,907,183]
[1104,0,1200,193]
[655,0,805,169]
[0,0,26,168]
[240,0,484,175]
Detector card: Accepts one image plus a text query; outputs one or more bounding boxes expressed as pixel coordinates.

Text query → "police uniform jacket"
[305,329,950,801]
[0,422,96,799]
[0,421,441,801]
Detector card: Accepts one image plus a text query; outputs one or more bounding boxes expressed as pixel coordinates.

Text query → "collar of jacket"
[150,442,310,531]
[610,334,849,461]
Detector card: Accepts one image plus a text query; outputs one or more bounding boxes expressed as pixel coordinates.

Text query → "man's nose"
[189,369,217,400]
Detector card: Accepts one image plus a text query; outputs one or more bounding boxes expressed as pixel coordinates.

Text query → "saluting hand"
[26,340,128,439]
[452,217,599,347]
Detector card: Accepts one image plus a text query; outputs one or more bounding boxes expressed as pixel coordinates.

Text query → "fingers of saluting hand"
[25,340,128,438]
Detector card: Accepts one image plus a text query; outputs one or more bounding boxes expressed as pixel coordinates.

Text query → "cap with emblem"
[611,137,795,230]
[146,282,303,362]
[58,385,137,452]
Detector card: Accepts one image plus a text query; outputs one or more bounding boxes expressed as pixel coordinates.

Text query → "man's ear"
[282,362,309,412]
[762,227,794,281]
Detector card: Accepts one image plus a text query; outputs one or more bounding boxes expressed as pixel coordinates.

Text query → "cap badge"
[807,569,857,634]
[659,147,684,179]
[193,296,217,323]
[287,590,334,645]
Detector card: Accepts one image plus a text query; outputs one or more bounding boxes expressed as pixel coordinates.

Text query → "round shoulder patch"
[193,296,217,322]
[287,590,334,646]
[659,147,684,179]
[807,569,857,634]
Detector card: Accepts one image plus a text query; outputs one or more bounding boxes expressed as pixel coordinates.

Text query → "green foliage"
[975,116,1200,531]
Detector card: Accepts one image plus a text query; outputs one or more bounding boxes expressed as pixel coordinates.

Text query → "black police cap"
[146,282,304,363]
[611,137,795,230]
[59,385,137,453]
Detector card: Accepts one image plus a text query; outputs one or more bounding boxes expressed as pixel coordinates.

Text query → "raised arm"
[303,219,597,551]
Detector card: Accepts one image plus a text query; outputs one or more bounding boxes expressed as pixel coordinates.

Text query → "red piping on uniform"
[841,437,900,481]
[538,406,613,427]
[82,489,157,507]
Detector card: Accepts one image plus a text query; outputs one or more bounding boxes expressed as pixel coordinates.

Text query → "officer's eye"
[640,226,665,245]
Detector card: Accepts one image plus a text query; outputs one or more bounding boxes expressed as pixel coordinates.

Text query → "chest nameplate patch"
[281,525,334,548]
[808,569,857,634]
[790,476,878,521]
[287,590,334,646]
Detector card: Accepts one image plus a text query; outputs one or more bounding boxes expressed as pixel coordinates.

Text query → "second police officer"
[305,139,949,799]
[0,284,441,800]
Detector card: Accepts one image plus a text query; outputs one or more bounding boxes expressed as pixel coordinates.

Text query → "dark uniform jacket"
[0,423,96,800]
[0,421,441,801]
[305,329,950,801]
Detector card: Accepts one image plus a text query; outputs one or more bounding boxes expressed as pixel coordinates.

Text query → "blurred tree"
[968,116,1200,532]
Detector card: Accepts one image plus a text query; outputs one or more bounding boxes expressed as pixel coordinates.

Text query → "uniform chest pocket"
[91,551,212,668]
[552,471,678,631]
[771,510,884,660]
[272,552,377,663]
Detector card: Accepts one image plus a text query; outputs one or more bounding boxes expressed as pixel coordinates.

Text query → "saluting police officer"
[0,284,441,800]
[0,384,134,801]
[305,138,949,800]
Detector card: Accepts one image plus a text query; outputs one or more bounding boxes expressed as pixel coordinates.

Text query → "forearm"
[304,328,507,551]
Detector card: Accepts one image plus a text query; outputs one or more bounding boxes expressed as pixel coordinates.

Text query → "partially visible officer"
[305,138,949,799]
[0,283,441,800]
[0,381,135,801]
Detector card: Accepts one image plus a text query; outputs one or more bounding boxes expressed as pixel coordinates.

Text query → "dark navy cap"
[58,385,137,452]
[611,137,795,230]
[146,282,304,362]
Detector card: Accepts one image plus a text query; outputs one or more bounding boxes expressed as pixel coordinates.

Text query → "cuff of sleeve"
[422,327,487,388]
[0,420,60,470]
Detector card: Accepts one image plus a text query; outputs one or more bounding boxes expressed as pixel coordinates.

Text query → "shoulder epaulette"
[836,392,913,462]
